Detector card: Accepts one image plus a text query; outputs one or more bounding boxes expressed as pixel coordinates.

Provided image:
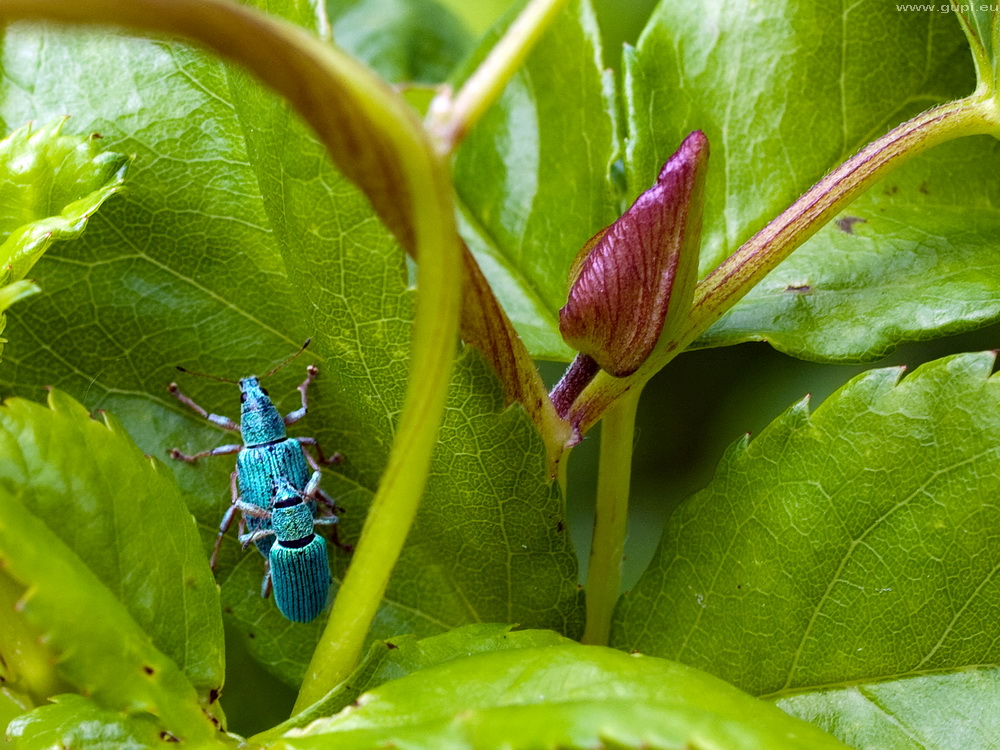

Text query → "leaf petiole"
[581,385,641,646]
[426,0,570,153]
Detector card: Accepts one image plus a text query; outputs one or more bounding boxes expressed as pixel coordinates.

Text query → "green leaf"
[0,118,127,359]
[774,669,1000,750]
[0,390,224,744]
[256,624,568,739]
[613,352,1000,746]
[327,0,473,84]
[0,683,32,749]
[627,1,1000,361]
[0,5,581,683]
[276,641,850,749]
[312,624,569,713]
[7,694,167,749]
[0,118,127,278]
[453,0,619,361]
[0,280,38,316]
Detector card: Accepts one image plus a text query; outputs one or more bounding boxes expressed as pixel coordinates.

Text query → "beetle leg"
[328,523,353,554]
[298,436,342,467]
[239,528,275,548]
[209,471,242,570]
[234,501,270,519]
[261,562,273,599]
[314,487,346,516]
[302,470,323,498]
[284,364,318,425]
[210,506,236,570]
[169,443,241,463]
[168,382,239,431]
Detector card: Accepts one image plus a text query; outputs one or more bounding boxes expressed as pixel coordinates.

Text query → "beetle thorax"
[239,376,287,446]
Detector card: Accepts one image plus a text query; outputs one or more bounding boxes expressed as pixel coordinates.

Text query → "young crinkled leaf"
[627,0,1000,362]
[275,640,850,750]
[0,390,226,745]
[0,118,127,360]
[613,352,1000,748]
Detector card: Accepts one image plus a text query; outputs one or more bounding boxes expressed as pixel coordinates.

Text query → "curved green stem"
[566,94,1000,438]
[297,164,461,710]
[581,386,641,646]
[427,0,569,153]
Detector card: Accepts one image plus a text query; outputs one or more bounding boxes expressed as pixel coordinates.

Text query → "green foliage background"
[0,0,998,746]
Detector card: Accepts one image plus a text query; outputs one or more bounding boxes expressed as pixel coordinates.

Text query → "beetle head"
[239,376,287,446]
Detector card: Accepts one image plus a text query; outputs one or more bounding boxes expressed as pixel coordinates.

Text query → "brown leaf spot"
[835,216,866,234]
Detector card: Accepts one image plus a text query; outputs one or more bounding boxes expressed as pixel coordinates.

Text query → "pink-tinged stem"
[550,353,600,422]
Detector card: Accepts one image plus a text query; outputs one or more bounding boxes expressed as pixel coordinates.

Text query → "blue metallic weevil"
[167,341,345,616]
[236,475,336,622]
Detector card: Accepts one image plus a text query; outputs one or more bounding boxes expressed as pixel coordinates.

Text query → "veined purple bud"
[559,131,708,377]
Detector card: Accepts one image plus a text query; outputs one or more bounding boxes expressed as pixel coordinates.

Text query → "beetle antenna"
[174,365,237,384]
[263,338,312,378]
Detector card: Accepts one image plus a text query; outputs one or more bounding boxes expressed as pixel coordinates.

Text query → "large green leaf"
[0,390,224,744]
[453,0,619,361]
[613,352,1000,746]
[0,1,581,684]
[627,0,1000,361]
[277,639,850,749]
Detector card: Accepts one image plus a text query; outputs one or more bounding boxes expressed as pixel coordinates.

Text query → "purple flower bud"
[559,131,708,377]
